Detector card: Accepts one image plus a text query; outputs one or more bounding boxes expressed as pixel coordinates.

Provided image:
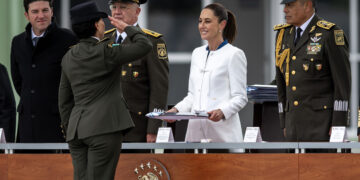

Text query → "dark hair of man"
[204,3,237,44]
[72,17,101,39]
[23,0,53,12]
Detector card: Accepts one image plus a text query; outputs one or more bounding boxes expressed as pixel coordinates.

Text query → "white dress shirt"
[31,28,45,46]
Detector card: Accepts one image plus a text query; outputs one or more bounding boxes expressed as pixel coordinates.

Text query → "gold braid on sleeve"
[275,29,291,86]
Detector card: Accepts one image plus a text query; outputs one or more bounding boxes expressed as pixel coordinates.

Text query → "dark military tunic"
[274,15,350,141]
[59,26,152,142]
[104,26,169,142]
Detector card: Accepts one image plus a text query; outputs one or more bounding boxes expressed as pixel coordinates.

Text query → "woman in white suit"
[167,3,248,142]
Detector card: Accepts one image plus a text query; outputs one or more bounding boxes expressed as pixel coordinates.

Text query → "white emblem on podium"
[330,126,347,142]
[0,128,6,143]
[244,127,262,142]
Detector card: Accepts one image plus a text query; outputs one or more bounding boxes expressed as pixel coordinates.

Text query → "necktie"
[33,37,40,46]
[294,28,302,46]
[116,35,123,44]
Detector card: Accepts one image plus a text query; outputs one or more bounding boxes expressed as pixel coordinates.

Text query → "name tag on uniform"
[244,127,262,142]
[0,128,6,143]
[330,126,347,142]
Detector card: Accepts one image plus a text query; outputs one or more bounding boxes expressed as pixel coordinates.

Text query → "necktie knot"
[116,35,123,44]
[33,37,40,46]
[294,28,302,46]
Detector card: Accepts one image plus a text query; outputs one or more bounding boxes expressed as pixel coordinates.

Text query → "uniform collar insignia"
[309,26,316,33]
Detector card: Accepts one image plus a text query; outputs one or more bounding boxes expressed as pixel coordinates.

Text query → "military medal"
[307,43,322,55]
[316,64,322,71]
[303,64,309,71]
[311,36,321,43]
[133,71,139,78]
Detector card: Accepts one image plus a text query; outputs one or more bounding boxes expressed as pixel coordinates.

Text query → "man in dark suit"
[0,64,16,142]
[105,0,169,143]
[59,2,152,179]
[10,0,77,143]
[274,0,350,142]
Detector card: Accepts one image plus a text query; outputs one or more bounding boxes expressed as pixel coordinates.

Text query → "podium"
[248,85,285,152]
[253,101,285,142]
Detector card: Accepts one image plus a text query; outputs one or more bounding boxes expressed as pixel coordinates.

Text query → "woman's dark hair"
[71,17,101,39]
[24,0,53,12]
[204,3,237,43]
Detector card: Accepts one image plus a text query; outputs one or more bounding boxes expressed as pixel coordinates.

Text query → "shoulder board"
[141,28,162,38]
[97,37,110,44]
[104,28,116,35]
[273,23,292,31]
[317,20,335,30]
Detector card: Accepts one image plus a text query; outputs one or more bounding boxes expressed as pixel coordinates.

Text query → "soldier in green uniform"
[105,0,169,143]
[274,0,350,142]
[59,2,152,179]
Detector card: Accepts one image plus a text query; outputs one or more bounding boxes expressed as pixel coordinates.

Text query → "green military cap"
[108,0,147,5]
[281,0,316,4]
[70,1,107,24]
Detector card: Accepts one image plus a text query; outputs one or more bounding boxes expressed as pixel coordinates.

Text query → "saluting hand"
[208,109,224,122]
[108,16,129,32]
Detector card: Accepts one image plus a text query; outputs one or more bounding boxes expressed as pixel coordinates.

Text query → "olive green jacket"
[59,26,152,142]
[104,26,169,142]
[274,15,350,141]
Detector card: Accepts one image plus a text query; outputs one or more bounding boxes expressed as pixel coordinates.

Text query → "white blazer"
[175,43,248,142]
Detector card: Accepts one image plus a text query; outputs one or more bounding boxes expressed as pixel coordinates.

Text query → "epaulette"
[142,28,162,38]
[104,28,116,35]
[97,37,110,44]
[273,23,292,31]
[317,20,335,30]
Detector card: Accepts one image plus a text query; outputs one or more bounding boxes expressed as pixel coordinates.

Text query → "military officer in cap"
[60,1,152,179]
[105,0,169,144]
[274,0,350,142]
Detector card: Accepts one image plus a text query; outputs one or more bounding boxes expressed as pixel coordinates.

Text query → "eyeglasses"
[109,4,130,11]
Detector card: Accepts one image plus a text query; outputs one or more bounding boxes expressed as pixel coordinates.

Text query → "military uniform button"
[138,112,142,115]
[310,58,314,62]
[291,70,296,75]
[133,71,139,78]
[292,86,297,91]
[324,106,327,109]
[128,63,132,67]
[122,71,126,76]
[292,56,296,60]
[294,101,299,106]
